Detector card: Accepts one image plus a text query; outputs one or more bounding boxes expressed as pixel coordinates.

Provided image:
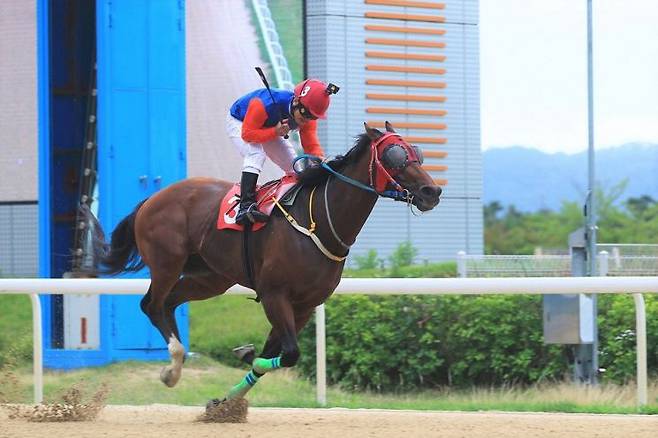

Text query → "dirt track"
[1,405,657,438]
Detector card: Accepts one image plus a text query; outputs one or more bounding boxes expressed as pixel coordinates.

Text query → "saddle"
[217,174,302,231]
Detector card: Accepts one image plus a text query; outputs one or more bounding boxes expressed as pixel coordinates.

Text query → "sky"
[480,0,658,153]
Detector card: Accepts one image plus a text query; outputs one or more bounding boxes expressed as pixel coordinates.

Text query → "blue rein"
[293,154,410,202]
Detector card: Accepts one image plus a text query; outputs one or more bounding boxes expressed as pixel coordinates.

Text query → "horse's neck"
[323,156,378,247]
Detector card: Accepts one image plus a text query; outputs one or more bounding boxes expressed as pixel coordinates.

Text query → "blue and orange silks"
[230,88,324,157]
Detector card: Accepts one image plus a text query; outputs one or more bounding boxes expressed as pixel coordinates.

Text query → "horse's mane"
[297,133,370,186]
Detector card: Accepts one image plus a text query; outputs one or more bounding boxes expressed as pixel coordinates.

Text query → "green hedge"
[297,294,658,391]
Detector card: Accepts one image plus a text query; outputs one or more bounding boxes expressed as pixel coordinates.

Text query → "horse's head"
[364,122,442,212]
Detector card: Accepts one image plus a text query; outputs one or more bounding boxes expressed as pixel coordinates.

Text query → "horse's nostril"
[420,185,442,200]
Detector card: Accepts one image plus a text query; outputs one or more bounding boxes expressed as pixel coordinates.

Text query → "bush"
[298,295,568,391]
[388,242,417,274]
[598,294,658,383]
[353,249,380,270]
[297,294,658,391]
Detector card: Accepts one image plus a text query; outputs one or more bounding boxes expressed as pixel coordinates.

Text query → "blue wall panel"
[37,0,187,368]
[98,0,188,360]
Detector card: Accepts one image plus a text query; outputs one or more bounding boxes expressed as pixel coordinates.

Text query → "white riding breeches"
[226,113,296,174]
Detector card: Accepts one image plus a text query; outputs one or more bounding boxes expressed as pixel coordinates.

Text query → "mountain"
[483,143,658,212]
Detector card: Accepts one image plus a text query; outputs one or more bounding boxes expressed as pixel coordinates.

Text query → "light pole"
[585,0,599,383]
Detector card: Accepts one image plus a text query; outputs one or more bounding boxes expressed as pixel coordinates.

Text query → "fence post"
[457,250,467,278]
[633,293,648,408]
[29,293,43,403]
[598,250,609,277]
[315,304,327,406]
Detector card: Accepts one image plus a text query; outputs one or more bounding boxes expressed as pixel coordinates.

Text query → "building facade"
[306,0,483,263]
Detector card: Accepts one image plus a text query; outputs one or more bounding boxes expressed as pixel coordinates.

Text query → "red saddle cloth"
[217,174,298,231]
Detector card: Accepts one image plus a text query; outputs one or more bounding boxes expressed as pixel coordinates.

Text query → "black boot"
[236,171,269,225]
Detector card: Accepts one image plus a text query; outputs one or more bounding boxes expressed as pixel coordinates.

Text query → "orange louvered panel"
[405,136,447,144]
[365,0,449,185]
[366,107,447,116]
[364,25,446,36]
[366,65,446,75]
[367,79,446,88]
[366,51,446,62]
[368,121,447,130]
[365,12,445,23]
[421,164,448,172]
[366,38,446,48]
[365,0,446,9]
[423,150,448,158]
[367,93,447,102]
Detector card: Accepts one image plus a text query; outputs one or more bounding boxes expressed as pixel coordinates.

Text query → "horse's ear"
[384,121,396,133]
[364,122,384,141]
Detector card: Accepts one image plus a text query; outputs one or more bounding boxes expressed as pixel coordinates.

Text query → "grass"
[189,295,270,367]
[2,357,657,414]
[0,295,32,366]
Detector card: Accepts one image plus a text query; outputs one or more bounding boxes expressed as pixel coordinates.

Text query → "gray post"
[598,251,609,277]
[569,229,597,384]
[456,251,467,278]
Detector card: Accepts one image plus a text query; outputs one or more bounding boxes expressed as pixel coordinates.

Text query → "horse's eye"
[412,145,424,165]
[381,144,408,170]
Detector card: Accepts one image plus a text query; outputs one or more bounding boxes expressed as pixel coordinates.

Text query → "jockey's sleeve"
[241,98,278,143]
[299,120,325,157]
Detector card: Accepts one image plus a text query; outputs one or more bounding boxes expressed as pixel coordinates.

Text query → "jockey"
[227,78,339,225]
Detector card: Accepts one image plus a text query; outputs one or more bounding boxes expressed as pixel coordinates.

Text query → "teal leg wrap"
[224,357,281,400]
[226,370,260,400]
[252,356,282,374]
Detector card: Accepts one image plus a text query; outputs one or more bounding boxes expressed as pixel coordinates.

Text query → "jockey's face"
[291,98,313,127]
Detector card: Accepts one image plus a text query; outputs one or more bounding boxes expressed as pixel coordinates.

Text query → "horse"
[87,122,441,408]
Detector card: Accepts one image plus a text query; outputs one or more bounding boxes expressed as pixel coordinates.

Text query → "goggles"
[297,103,318,121]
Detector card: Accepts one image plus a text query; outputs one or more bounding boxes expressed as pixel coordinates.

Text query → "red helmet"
[293,79,339,119]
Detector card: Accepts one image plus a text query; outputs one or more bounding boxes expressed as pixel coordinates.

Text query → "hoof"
[160,365,182,388]
[200,398,248,423]
[205,398,225,411]
[232,344,256,365]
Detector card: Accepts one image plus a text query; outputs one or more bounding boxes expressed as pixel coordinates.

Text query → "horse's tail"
[82,199,148,276]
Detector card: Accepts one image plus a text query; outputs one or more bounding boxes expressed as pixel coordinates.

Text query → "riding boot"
[236,171,269,225]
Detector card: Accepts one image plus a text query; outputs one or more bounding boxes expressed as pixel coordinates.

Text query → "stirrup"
[236,203,268,224]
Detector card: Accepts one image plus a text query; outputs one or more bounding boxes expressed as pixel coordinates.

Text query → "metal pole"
[585,0,599,384]
[586,0,596,276]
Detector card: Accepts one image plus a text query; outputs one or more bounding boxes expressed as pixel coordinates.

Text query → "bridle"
[294,131,424,202]
[278,132,425,261]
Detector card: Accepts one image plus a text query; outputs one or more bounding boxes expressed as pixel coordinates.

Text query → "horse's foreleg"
[222,303,314,401]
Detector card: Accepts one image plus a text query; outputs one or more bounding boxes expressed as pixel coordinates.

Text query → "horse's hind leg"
[140,267,185,387]
[157,274,236,387]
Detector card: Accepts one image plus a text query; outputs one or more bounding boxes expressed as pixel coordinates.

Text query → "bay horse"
[87,122,441,407]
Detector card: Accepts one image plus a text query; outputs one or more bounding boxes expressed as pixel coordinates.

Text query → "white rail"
[0,277,655,408]
[250,0,295,90]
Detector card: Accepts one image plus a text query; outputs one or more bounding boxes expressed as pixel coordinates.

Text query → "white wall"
[0,1,38,202]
